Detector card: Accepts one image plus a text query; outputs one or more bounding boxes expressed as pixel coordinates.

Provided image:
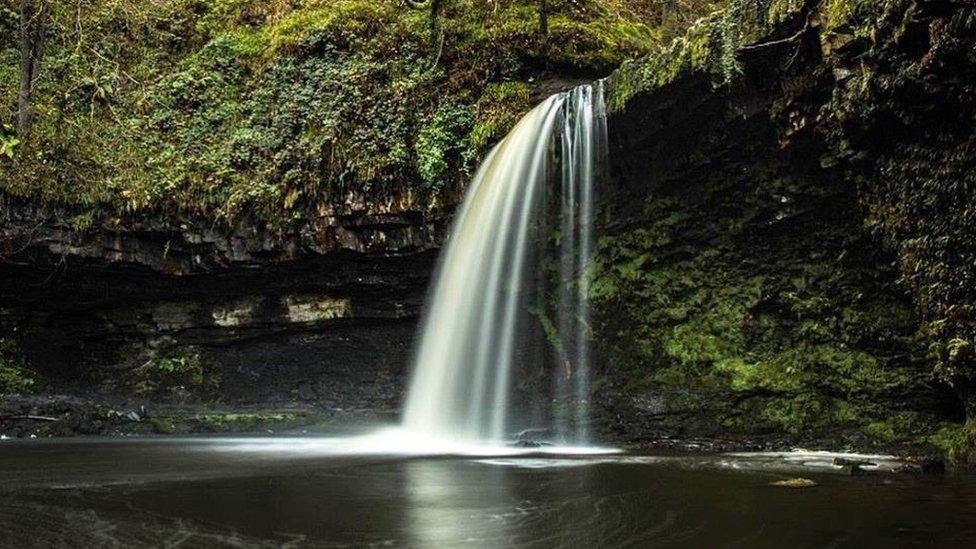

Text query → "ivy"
[415,102,475,191]
[0,123,18,159]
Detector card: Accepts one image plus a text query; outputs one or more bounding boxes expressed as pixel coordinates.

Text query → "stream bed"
[1,437,974,547]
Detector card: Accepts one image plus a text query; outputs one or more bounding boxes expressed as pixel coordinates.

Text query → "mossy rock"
[769,478,818,488]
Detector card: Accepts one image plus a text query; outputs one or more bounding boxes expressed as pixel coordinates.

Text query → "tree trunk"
[17,0,48,139]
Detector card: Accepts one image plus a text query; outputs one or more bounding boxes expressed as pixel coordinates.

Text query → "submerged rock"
[769,478,818,488]
[834,457,874,476]
[894,456,946,475]
[511,440,554,449]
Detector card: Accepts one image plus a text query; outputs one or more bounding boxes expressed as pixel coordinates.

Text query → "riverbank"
[0,392,947,473]
[0,393,395,439]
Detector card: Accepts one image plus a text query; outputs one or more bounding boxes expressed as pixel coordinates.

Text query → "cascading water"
[402,83,607,445]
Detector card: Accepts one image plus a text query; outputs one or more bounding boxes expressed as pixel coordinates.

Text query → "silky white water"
[402,83,607,445]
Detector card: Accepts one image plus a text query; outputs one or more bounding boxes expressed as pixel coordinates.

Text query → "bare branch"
[0,415,59,422]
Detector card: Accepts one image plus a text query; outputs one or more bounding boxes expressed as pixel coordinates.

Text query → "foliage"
[814,0,976,420]
[470,81,532,150]
[0,123,17,158]
[415,102,476,191]
[0,338,35,393]
[928,421,976,465]
[0,0,694,227]
[132,349,221,398]
[605,0,810,112]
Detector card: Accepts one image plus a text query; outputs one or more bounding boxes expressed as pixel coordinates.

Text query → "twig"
[425,27,445,73]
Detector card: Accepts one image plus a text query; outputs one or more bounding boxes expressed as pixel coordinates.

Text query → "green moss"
[768,0,807,24]
[470,81,532,150]
[865,421,896,441]
[760,395,825,433]
[814,0,976,435]
[261,0,397,54]
[0,123,17,159]
[1,0,685,227]
[605,0,774,113]
[193,412,298,427]
[928,422,976,465]
[415,102,475,191]
[604,0,876,113]
[132,350,221,398]
[590,100,940,439]
[591,0,976,448]
[606,16,720,113]
[531,307,568,364]
[149,411,313,434]
[0,339,35,394]
[822,0,867,30]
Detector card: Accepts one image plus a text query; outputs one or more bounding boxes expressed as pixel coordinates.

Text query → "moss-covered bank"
[0,0,702,227]
[593,0,976,461]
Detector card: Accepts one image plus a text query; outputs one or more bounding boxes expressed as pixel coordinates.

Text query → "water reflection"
[402,457,697,548]
[1,439,975,547]
[405,460,515,546]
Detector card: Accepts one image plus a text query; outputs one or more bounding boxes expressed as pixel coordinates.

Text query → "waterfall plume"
[402,83,607,445]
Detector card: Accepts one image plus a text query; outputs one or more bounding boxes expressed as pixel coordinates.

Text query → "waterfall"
[402,83,607,445]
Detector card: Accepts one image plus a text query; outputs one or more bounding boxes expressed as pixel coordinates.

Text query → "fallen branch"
[739,15,812,51]
[0,414,60,422]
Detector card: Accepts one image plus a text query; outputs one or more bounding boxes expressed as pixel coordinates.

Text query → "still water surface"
[1,437,974,548]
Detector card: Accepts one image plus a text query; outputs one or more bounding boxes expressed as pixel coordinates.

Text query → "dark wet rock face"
[589,0,973,453]
[0,193,446,414]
